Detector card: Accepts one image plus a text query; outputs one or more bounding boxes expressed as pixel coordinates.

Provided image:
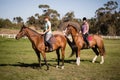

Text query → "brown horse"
[64,24,105,65]
[16,25,67,70]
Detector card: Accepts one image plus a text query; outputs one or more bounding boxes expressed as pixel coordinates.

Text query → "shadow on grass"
[0,59,99,69]
[0,62,42,69]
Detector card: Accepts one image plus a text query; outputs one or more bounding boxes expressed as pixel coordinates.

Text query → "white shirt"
[45,21,52,34]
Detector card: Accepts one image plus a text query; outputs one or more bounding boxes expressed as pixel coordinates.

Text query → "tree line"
[0,0,120,36]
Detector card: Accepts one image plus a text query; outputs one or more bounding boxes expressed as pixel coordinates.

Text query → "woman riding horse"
[81,17,89,48]
[16,25,67,70]
[64,24,105,65]
[43,16,53,51]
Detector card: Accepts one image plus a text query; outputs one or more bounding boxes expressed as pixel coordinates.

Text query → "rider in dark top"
[81,17,90,48]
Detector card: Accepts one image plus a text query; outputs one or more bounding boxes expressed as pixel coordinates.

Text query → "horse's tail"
[102,42,106,55]
[99,37,106,56]
[94,35,106,56]
[100,36,106,55]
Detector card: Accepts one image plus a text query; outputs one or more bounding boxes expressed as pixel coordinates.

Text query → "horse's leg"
[66,36,77,57]
[32,44,41,68]
[41,51,49,70]
[92,47,99,63]
[70,44,78,57]
[35,50,41,68]
[56,49,60,68]
[76,48,80,66]
[61,48,65,69]
[98,47,105,64]
[100,56,104,64]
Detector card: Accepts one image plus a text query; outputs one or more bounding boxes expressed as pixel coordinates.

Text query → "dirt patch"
[0,28,19,34]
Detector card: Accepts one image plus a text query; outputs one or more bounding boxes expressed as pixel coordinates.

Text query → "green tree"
[38,4,60,30]
[62,11,75,21]
[0,18,14,28]
[13,16,23,23]
[89,18,97,34]
[38,4,50,13]
[95,0,119,35]
[27,16,36,25]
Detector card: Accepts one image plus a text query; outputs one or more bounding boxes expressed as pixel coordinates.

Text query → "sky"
[0,0,120,22]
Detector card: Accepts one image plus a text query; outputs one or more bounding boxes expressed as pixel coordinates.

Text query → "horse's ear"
[67,24,71,27]
[22,24,26,28]
[68,24,70,26]
[23,25,26,28]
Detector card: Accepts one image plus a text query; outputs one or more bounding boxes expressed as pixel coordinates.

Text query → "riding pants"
[44,32,53,51]
[83,33,89,46]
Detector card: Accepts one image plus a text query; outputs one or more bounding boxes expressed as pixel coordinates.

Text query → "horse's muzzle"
[15,35,19,40]
[15,36,18,40]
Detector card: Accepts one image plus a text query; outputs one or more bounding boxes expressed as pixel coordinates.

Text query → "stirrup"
[49,48,53,52]
[87,45,90,48]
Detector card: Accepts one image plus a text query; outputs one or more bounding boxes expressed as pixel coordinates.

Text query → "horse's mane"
[68,24,80,33]
[60,21,80,32]
[67,24,84,37]
[68,22,80,32]
[23,25,42,35]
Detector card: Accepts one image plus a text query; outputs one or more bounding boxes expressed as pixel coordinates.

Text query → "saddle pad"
[87,36,92,41]
[49,36,56,44]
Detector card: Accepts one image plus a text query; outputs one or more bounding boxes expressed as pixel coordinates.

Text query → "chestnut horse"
[16,25,67,70]
[64,24,105,65]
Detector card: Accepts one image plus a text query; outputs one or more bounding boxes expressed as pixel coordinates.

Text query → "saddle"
[83,35,93,49]
[48,35,56,44]
[45,35,56,52]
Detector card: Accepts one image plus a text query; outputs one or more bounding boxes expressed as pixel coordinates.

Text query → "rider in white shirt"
[44,16,53,51]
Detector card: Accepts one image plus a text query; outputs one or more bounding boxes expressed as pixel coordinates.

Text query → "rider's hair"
[44,16,50,20]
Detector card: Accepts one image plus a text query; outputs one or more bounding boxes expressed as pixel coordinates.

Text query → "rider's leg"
[47,41,53,51]
[46,34,53,51]
[83,34,89,48]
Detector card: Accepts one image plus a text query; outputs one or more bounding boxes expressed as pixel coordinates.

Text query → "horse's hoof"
[46,66,49,70]
[92,61,95,63]
[100,61,104,64]
[76,62,80,66]
[76,57,80,66]
[61,66,64,69]
[39,67,42,69]
[56,65,59,69]
[77,63,80,66]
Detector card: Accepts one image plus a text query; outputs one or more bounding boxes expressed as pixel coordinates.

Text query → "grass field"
[0,37,120,80]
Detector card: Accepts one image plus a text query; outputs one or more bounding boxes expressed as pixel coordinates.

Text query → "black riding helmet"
[83,17,87,21]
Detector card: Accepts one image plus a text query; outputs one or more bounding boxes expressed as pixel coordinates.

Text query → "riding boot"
[85,37,90,48]
[44,41,49,51]
[49,44,53,51]
[47,41,53,51]
[86,40,90,48]
[45,41,48,46]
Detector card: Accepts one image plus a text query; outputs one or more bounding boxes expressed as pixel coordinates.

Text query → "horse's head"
[16,25,27,40]
[63,24,77,36]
